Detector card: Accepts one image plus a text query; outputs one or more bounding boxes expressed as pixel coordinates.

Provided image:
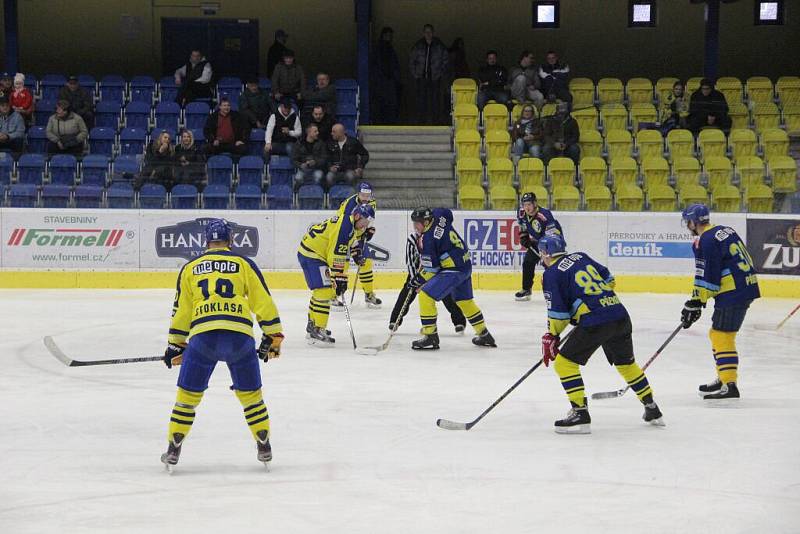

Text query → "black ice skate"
[643,401,666,427]
[472,330,497,347]
[365,293,382,309]
[256,430,272,465]
[702,382,740,400]
[306,318,331,337]
[412,333,440,350]
[698,378,723,396]
[454,323,466,335]
[307,325,335,347]
[160,433,184,472]
[515,289,532,301]
[554,402,591,434]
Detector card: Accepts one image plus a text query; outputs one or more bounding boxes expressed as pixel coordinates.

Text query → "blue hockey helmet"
[537,234,566,256]
[358,181,373,197]
[681,203,710,226]
[352,203,375,221]
[205,218,231,243]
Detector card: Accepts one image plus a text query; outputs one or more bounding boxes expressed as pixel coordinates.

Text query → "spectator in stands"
[371,26,402,125]
[266,29,290,78]
[293,124,327,188]
[448,38,470,79]
[688,78,731,134]
[10,74,34,126]
[538,50,571,103]
[325,123,369,187]
[304,105,335,143]
[511,104,543,159]
[542,101,580,164]
[0,73,11,98]
[271,49,305,105]
[174,49,213,105]
[265,97,302,158]
[239,76,273,129]
[46,101,87,155]
[59,75,94,128]
[0,96,25,154]
[302,73,337,116]
[510,51,544,109]
[203,97,249,157]
[140,130,176,190]
[661,80,689,132]
[476,50,510,109]
[409,24,449,125]
[174,129,206,186]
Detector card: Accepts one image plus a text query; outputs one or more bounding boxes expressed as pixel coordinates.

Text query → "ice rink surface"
[2,288,799,534]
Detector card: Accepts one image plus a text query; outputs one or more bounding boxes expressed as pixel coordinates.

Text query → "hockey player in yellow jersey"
[298,203,375,345]
[161,219,284,471]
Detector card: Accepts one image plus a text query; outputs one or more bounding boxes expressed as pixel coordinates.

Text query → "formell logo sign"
[155,218,259,259]
[7,228,126,247]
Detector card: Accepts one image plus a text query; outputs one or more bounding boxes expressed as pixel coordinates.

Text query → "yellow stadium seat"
[579,129,604,159]
[641,156,670,191]
[452,78,477,106]
[527,185,550,209]
[746,76,774,104]
[728,102,751,130]
[552,185,580,211]
[752,102,780,133]
[540,102,558,119]
[716,77,743,105]
[744,183,773,212]
[455,129,481,159]
[485,129,511,160]
[511,103,529,122]
[678,183,708,209]
[697,129,727,161]
[584,185,612,211]
[610,156,639,192]
[655,77,679,105]
[456,157,484,187]
[783,104,800,135]
[711,184,741,213]
[597,78,624,105]
[601,104,628,132]
[616,183,644,211]
[606,129,633,161]
[486,157,514,188]
[569,78,595,107]
[489,184,518,210]
[571,107,598,134]
[483,103,510,131]
[776,76,800,106]
[626,78,654,105]
[648,184,676,211]
[579,157,608,190]
[548,157,576,189]
[768,156,797,194]
[453,103,479,130]
[459,184,486,210]
[673,156,702,191]
[686,77,703,96]
[517,157,546,190]
[704,156,734,193]
[635,129,664,162]
[666,129,695,161]
[729,128,758,162]
[737,156,766,192]
[760,128,789,162]
[629,103,657,131]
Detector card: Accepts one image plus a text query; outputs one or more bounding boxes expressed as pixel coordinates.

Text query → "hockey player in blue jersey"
[679,204,760,400]
[514,191,564,301]
[538,234,663,433]
[409,207,496,350]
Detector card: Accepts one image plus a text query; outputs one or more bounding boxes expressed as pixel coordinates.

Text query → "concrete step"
[368,151,454,162]
[362,133,453,145]
[365,142,452,153]
[367,159,453,171]
[365,169,453,180]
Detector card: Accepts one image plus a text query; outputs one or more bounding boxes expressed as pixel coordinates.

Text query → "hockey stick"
[340,299,359,350]
[436,329,574,431]
[350,264,361,305]
[44,336,162,367]
[776,303,800,330]
[356,277,419,356]
[591,323,683,400]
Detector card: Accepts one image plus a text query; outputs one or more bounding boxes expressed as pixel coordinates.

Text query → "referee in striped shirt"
[389,232,467,332]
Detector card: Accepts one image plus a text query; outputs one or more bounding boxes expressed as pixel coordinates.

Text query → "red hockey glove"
[541,333,560,367]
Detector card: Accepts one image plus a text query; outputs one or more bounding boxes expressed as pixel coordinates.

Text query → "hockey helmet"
[537,234,566,256]
[521,191,537,205]
[352,203,375,221]
[358,181,373,196]
[411,207,432,223]
[205,218,231,243]
[681,203,710,226]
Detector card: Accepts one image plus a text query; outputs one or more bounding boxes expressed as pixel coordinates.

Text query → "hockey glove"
[351,244,367,266]
[364,227,376,241]
[541,333,560,367]
[163,343,186,369]
[408,273,426,291]
[681,298,704,329]
[258,333,284,361]
[519,231,533,249]
[332,273,348,296]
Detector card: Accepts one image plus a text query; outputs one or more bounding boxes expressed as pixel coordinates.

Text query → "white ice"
[2,288,799,534]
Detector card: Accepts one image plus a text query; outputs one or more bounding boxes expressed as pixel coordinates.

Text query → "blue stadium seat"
[268,156,294,186]
[129,76,156,103]
[49,154,78,185]
[154,101,181,131]
[17,154,46,184]
[78,75,97,100]
[191,128,207,151]
[223,96,240,111]
[236,184,264,209]
[266,184,293,209]
[119,128,147,155]
[248,129,265,156]
[74,184,103,208]
[35,100,57,127]
[0,154,12,184]
[297,184,325,209]
[202,183,230,210]
[217,77,243,97]
[207,155,234,186]
[335,79,359,107]
[89,127,116,156]
[26,126,49,154]
[100,75,126,103]
[106,182,135,208]
[40,74,66,101]
[81,155,110,186]
[170,183,198,209]
[329,184,355,208]
[185,102,211,130]
[337,103,358,133]
[8,183,38,207]
[95,100,122,129]
[112,155,140,183]
[139,183,167,209]
[258,77,272,91]
[41,184,71,208]
[24,74,37,95]
[237,155,265,187]
[125,101,151,129]
[159,77,179,103]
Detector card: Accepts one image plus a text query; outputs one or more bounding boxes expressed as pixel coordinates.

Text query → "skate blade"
[454,328,465,335]
[515,296,531,302]
[555,424,591,434]
[702,397,741,407]
[366,302,382,309]
[646,417,666,427]
[411,345,440,351]
[307,338,335,348]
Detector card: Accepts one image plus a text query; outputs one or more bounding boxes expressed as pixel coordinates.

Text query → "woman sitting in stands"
[10,73,34,126]
[139,130,176,190]
[174,129,206,189]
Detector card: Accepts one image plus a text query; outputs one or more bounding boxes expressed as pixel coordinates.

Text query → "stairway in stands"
[360,126,455,209]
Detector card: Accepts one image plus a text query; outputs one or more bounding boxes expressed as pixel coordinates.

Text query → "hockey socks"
[456,299,487,334]
[615,363,653,403]
[309,287,335,329]
[710,329,739,385]
[419,291,439,335]
[554,355,586,407]
[235,389,271,441]
[358,262,375,294]
[168,387,204,441]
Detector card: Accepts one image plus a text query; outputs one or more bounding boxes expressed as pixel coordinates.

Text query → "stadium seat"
[337,104,358,133]
[119,128,147,155]
[511,103,528,122]
[154,101,181,131]
[600,105,628,132]
[17,154,46,184]
[185,102,211,130]
[571,107,598,134]
[760,128,789,162]
[78,76,96,97]
[111,155,140,183]
[655,77,679,105]
[74,184,103,208]
[744,183,773,212]
[297,183,325,209]
[752,102,780,132]
[737,156,766,191]
[482,103,509,131]
[647,184,676,211]
[217,77,243,99]
[686,77,703,96]
[453,103,479,130]
[81,155,110,186]
[95,100,122,129]
[130,76,156,103]
[459,184,485,210]
[456,157,483,187]
[106,182,135,208]
[678,183,708,208]
[100,75,126,103]
[334,79,359,107]
[89,127,116,156]
[728,102,750,130]
[615,183,644,211]
[455,129,481,159]
[540,103,557,118]
[328,184,354,209]
[452,78,477,106]
[207,155,234,187]
[484,129,511,161]
[704,156,734,193]
[666,129,694,161]
[569,78,595,107]
[125,101,151,129]
[547,157,576,189]
[40,74,66,101]
[609,156,638,192]
[517,158,545,190]
[526,185,550,208]
[579,129,603,159]
[605,129,633,160]
[716,77,743,105]
[768,156,798,194]
[626,78,654,105]
[170,184,198,209]
[49,154,78,185]
[190,128,207,151]
[8,183,38,207]
[238,155,266,187]
[551,185,580,211]
[23,74,37,95]
[258,77,272,92]
[248,128,266,156]
[776,76,800,106]
[0,154,12,184]
[597,78,624,105]
[201,184,230,210]
[711,184,740,213]
[41,184,71,208]
[673,157,702,191]
[746,76,774,104]
[579,157,607,190]
[629,103,657,130]
[486,158,513,188]
[139,183,167,209]
[584,185,612,211]
[697,129,727,161]
[635,129,664,161]
[729,128,758,162]
[268,156,294,187]
[641,156,669,191]
[783,104,800,136]
[34,100,57,127]
[159,77,179,103]
[489,184,517,210]
[25,126,49,154]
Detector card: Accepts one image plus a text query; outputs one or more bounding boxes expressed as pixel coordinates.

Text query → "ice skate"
[703,382,740,400]
[554,402,591,434]
[306,318,331,337]
[330,297,344,311]
[472,330,497,347]
[307,325,335,347]
[412,333,440,350]
[515,289,532,301]
[643,401,665,427]
[698,378,722,396]
[256,430,272,466]
[454,323,466,335]
[365,292,382,309]
[160,433,184,473]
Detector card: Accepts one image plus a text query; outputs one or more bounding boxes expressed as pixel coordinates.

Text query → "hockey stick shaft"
[44,336,162,367]
[776,303,800,330]
[350,264,361,305]
[341,299,358,350]
[362,275,420,353]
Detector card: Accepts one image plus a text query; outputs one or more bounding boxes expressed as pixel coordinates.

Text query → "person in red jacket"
[10,74,34,126]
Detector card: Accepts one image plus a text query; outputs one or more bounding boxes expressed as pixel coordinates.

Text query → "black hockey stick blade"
[44,336,163,367]
[436,418,472,431]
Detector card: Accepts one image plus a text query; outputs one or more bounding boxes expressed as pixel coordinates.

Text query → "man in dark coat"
[371,26,402,124]
[266,30,290,78]
[409,24,449,125]
[203,97,250,157]
[175,49,213,105]
[325,123,370,187]
[58,76,94,128]
[689,78,731,133]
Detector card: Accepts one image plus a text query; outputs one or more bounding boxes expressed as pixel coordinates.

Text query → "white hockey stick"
[44,336,163,367]
[355,284,417,356]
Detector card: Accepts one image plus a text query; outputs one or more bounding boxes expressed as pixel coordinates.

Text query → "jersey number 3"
[574,265,611,296]
[729,241,754,273]
[198,278,235,299]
